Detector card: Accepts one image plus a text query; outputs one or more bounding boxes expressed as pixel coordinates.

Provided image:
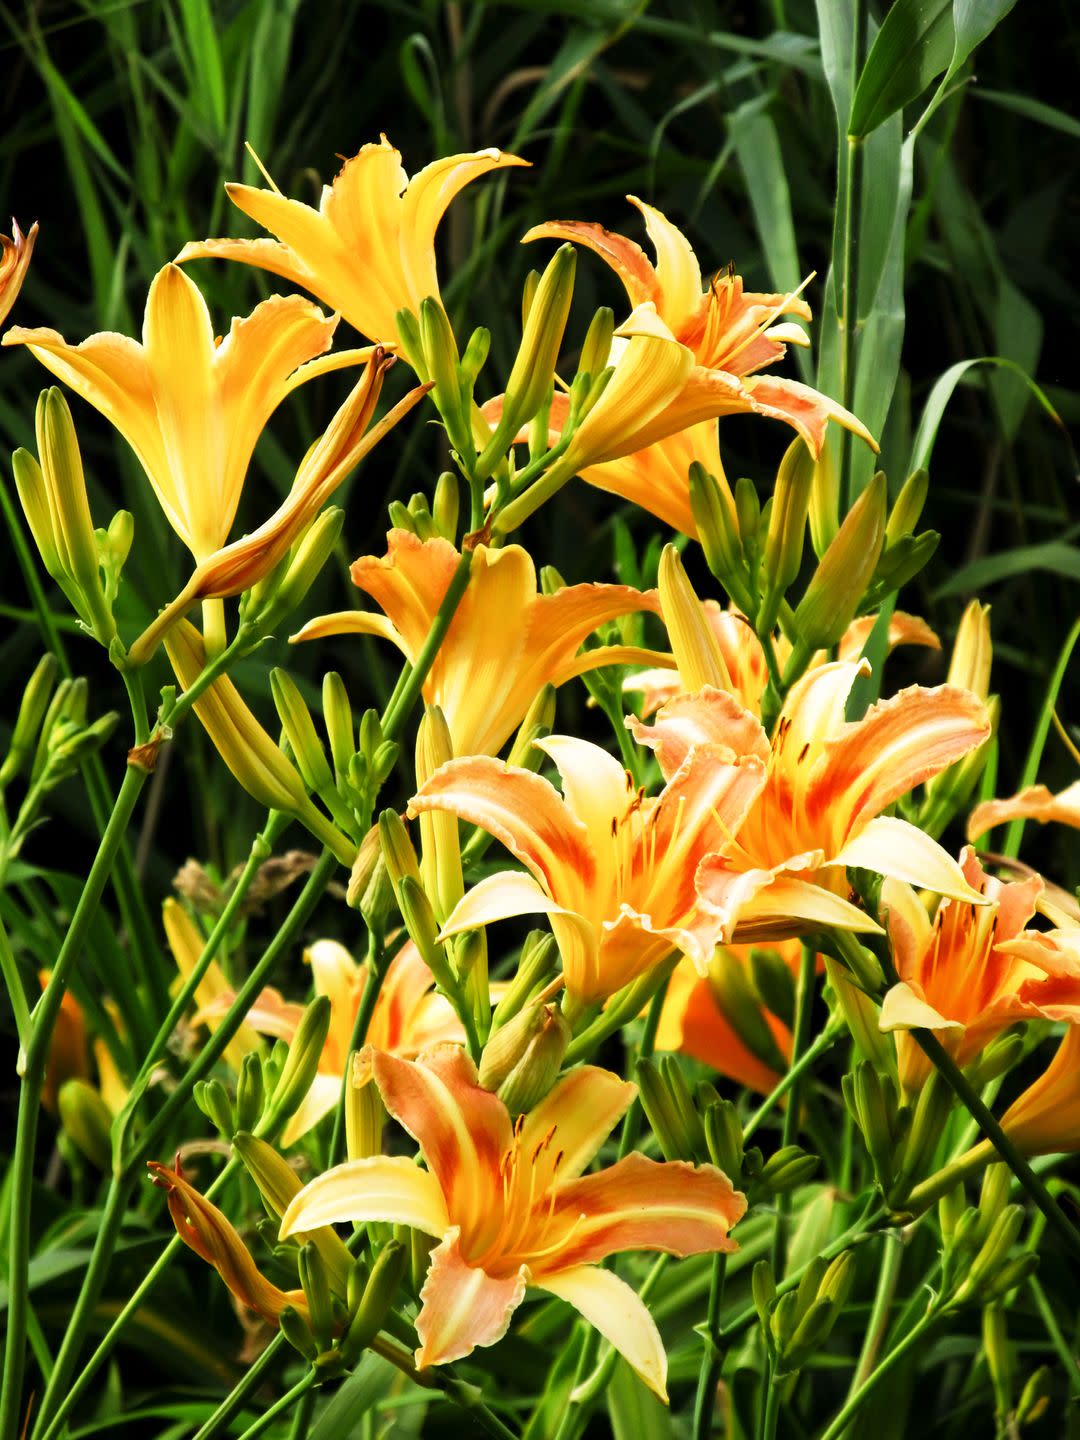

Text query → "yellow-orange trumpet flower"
[178,137,527,345]
[877,850,1080,1092]
[4,264,369,563]
[293,529,670,757]
[632,663,991,942]
[968,780,1080,843]
[162,898,261,1070]
[280,1044,746,1397]
[149,1158,307,1326]
[204,937,462,1145]
[408,733,766,1006]
[0,218,37,327]
[525,198,876,457]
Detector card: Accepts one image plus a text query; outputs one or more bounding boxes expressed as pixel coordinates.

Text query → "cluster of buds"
[842,1060,955,1211]
[753,1250,855,1378]
[387,471,460,544]
[194,995,331,1145]
[938,1165,1039,1310]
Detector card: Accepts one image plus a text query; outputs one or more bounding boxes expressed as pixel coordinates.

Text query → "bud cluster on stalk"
[753,1250,855,1378]
[937,1165,1039,1311]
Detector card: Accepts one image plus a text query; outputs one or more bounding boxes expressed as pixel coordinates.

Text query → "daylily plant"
[408,732,766,1006]
[279,1043,746,1397]
[0,217,36,327]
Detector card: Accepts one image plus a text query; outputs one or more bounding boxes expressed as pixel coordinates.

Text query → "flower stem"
[816,1311,937,1440]
[846,1232,903,1399]
[692,1253,728,1440]
[370,1337,520,1440]
[759,1359,781,1440]
[771,944,817,1277]
[838,0,869,515]
[0,761,148,1440]
[234,1370,319,1440]
[743,1026,842,1144]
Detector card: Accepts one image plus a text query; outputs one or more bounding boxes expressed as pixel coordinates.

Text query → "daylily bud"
[489,932,558,1033]
[980,1162,1012,1221]
[579,306,615,378]
[298,1244,335,1348]
[406,493,439,542]
[871,530,940,594]
[387,499,417,534]
[395,308,424,373]
[792,472,886,653]
[892,1069,952,1202]
[770,1290,800,1354]
[843,1061,903,1195]
[755,1145,819,1198]
[659,1054,706,1159]
[235,1053,265,1133]
[636,1057,687,1161]
[57,1078,113,1170]
[260,995,332,1141]
[688,462,749,604]
[506,684,557,773]
[982,1303,1012,1420]
[938,1184,966,1244]
[346,1052,387,1160]
[708,948,787,1072]
[704,1098,744,1180]
[49,711,118,772]
[965,1028,1023,1090]
[483,247,576,473]
[379,809,422,889]
[734,477,761,557]
[759,438,814,635]
[480,1001,570,1115]
[826,930,885,997]
[342,1240,407,1361]
[808,434,840,557]
[165,621,355,866]
[953,1205,1025,1306]
[418,297,471,457]
[35,388,115,642]
[0,654,58,787]
[885,468,929,547]
[272,668,334,794]
[1016,1366,1052,1426]
[103,509,135,589]
[233,1131,351,1293]
[432,471,460,541]
[824,958,894,1072]
[323,674,355,782]
[253,507,344,634]
[521,270,540,326]
[397,875,454,990]
[819,1251,856,1306]
[194,1078,235,1137]
[415,707,463,924]
[279,1304,318,1361]
[948,599,992,699]
[658,545,731,693]
[461,326,491,384]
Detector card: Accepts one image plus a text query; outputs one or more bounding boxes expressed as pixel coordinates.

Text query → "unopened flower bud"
[342,1240,407,1361]
[954,1205,1025,1305]
[756,1145,819,1197]
[937,1184,966,1244]
[819,1251,855,1306]
[759,438,814,635]
[948,599,992,699]
[432,471,460,542]
[793,472,886,652]
[323,673,355,782]
[481,1001,570,1114]
[808,434,839,557]
[827,930,885,997]
[579,306,615,379]
[194,1078,235,1137]
[892,1069,952,1201]
[1016,1365,1052,1426]
[872,530,940,594]
[271,668,333,794]
[824,957,894,1071]
[57,1077,113,1170]
[379,809,422,889]
[884,468,929,548]
[688,462,747,601]
[104,508,135,575]
[387,499,418,534]
[704,1098,744,1180]
[0,654,58,787]
[346,1052,387,1161]
[235,1053,265,1133]
[397,874,453,989]
[844,1061,901,1194]
[260,995,332,1142]
[418,297,471,457]
[395,307,424,372]
[506,685,557,773]
[750,947,797,1028]
[658,545,732,694]
[489,932,558,1033]
[279,1303,318,1360]
[255,507,344,634]
[965,1027,1022,1090]
[460,326,491,384]
[415,707,463,924]
[298,1244,335,1348]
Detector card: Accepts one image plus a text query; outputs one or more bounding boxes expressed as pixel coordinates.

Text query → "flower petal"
[517,1066,637,1182]
[832,817,987,902]
[627,195,703,335]
[838,611,941,664]
[280,1071,343,1147]
[279,1154,450,1239]
[533,1264,669,1402]
[967,780,1080,842]
[437,869,572,939]
[290,609,408,653]
[415,1227,527,1368]
[630,687,770,781]
[522,219,659,308]
[879,981,965,1034]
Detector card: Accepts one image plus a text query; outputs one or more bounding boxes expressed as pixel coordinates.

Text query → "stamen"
[244,141,283,195]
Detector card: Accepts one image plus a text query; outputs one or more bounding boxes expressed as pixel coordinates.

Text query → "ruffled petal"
[968,780,1080,842]
[279,1153,450,1239]
[415,1227,527,1368]
[522,219,659,309]
[629,686,769,781]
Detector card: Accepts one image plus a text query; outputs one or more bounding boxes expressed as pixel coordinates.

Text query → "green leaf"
[849,0,953,137]
[910,356,1068,472]
[975,86,1080,140]
[933,541,1080,598]
[949,0,1021,77]
[308,1353,399,1440]
[606,1357,672,1440]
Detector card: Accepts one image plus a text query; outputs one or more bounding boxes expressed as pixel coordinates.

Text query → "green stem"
[1029,1275,1080,1399]
[692,1253,728,1440]
[760,1360,781,1440]
[34,1161,241,1440]
[234,1370,318,1440]
[771,944,817,1277]
[370,1337,520,1440]
[617,975,668,1160]
[190,1334,289,1440]
[381,550,473,744]
[0,913,32,1053]
[564,955,679,1066]
[904,1138,995,1214]
[0,761,147,1440]
[743,1026,842,1144]
[287,1385,318,1440]
[838,0,868,514]
[328,930,399,1166]
[845,1234,903,1404]
[816,1311,937,1440]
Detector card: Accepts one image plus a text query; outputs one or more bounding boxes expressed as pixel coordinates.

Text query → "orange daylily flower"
[292,529,670,756]
[525,198,876,459]
[0,218,37,327]
[4,264,371,563]
[205,937,462,1145]
[626,601,940,720]
[40,973,89,1114]
[149,1158,307,1326]
[163,898,261,1070]
[408,733,767,1006]
[631,663,992,943]
[967,780,1080,843]
[655,940,804,1093]
[877,849,1080,1092]
[280,1044,746,1397]
[178,137,527,346]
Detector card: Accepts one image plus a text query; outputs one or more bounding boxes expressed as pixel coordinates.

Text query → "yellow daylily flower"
[292,528,671,756]
[162,897,260,1070]
[4,263,369,563]
[0,217,37,327]
[178,136,528,345]
[408,732,767,1006]
[280,1044,746,1398]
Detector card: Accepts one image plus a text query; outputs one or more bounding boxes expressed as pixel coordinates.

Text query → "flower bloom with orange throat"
[279,1044,746,1398]
[878,850,1080,1092]
[0,218,37,327]
[408,733,767,1006]
[293,529,670,757]
[178,137,527,346]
